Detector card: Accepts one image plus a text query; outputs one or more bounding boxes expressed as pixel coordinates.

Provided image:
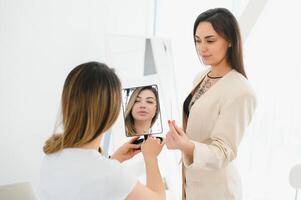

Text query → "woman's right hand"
[141,136,164,160]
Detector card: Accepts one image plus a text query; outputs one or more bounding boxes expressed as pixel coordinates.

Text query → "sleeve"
[183,93,257,170]
[104,161,138,199]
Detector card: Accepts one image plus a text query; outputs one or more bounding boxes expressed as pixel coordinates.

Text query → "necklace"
[206,71,223,79]
[189,77,214,109]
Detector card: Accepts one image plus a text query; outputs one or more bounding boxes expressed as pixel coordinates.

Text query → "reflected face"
[195,22,230,66]
[131,89,157,122]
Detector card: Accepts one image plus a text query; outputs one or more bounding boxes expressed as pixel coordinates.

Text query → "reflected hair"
[124,86,159,136]
[43,62,121,154]
[193,8,247,78]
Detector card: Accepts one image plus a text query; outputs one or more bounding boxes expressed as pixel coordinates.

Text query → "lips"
[202,55,211,59]
[137,111,148,115]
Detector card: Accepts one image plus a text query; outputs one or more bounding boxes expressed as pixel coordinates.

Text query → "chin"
[201,59,210,65]
[135,117,150,121]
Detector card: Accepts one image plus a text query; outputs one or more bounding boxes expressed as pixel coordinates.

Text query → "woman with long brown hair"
[40,62,165,200]
[165,8,257,200]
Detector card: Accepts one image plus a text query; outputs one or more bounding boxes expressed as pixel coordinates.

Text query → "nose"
[198,43,208,53]
[139,103,146,108]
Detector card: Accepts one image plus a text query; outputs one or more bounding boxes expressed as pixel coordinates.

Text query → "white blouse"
[40,148,137,200]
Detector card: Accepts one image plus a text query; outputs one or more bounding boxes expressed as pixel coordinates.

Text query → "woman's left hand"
[110,136,142,163]
[166,120,195,157]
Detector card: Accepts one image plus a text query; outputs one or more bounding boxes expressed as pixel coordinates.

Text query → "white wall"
[0,0,107,186]
[237,1,301,199]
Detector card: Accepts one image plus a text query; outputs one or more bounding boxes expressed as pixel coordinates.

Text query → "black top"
[183,93,193,117]
[183,75,207,118]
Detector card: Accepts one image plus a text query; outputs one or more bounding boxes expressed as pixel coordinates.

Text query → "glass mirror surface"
[122,84,162,137]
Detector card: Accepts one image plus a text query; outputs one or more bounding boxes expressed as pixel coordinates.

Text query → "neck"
[134,120,152,135]
[210,60,232,77]
[81,134,103,150]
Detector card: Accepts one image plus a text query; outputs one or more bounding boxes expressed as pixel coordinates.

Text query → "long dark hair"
[44,62,121,154]
[193,8,247,78]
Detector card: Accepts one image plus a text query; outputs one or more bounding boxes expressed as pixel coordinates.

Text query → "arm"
[126,182,164,200]
[126,137,165,200]
[183,93,257,170]
[144,155,164,197]
[166,94,257,170]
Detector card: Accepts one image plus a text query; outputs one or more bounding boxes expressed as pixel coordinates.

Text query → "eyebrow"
[195,35,216,39]
[137,96,155,100]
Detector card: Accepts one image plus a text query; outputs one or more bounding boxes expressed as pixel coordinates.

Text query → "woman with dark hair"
[40,62,165,200]
[165,8,257,200]
[125,86,160,136]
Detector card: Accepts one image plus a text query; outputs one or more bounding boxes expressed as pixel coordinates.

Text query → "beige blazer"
[182,68,257,200]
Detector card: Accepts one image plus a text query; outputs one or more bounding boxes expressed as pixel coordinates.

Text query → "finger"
[155,137,163,143]
[165,134,174,149]
[133,149,141,155]
[172,120,185,136]
[168,120,180,138]
[148,136,156,141]
[165,133,175,149]
[168,120,174,130]
[166,132,174,141]
[166,133,172,140]
[128,136,140,143]
[128,143,141,149]
[166,133,175,145]
[142,137,149,145]
[165,133,170,143]
[160,139,165,146]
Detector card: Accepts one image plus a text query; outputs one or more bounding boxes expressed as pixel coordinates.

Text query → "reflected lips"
[137,111,148,115]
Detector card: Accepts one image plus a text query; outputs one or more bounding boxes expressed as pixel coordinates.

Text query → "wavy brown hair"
[44,62,121,154]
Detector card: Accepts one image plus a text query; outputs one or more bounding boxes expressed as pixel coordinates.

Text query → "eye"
[207,40,215,43]
[147,101,154,104]
[195,40,201,43]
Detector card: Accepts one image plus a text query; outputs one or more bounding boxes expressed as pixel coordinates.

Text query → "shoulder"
[41,149,137,199]
[223,70,256,99]
[41,149,128,175]
[218,70,257,111]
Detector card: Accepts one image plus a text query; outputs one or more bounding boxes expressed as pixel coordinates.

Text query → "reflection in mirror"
[122,85,162,137]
